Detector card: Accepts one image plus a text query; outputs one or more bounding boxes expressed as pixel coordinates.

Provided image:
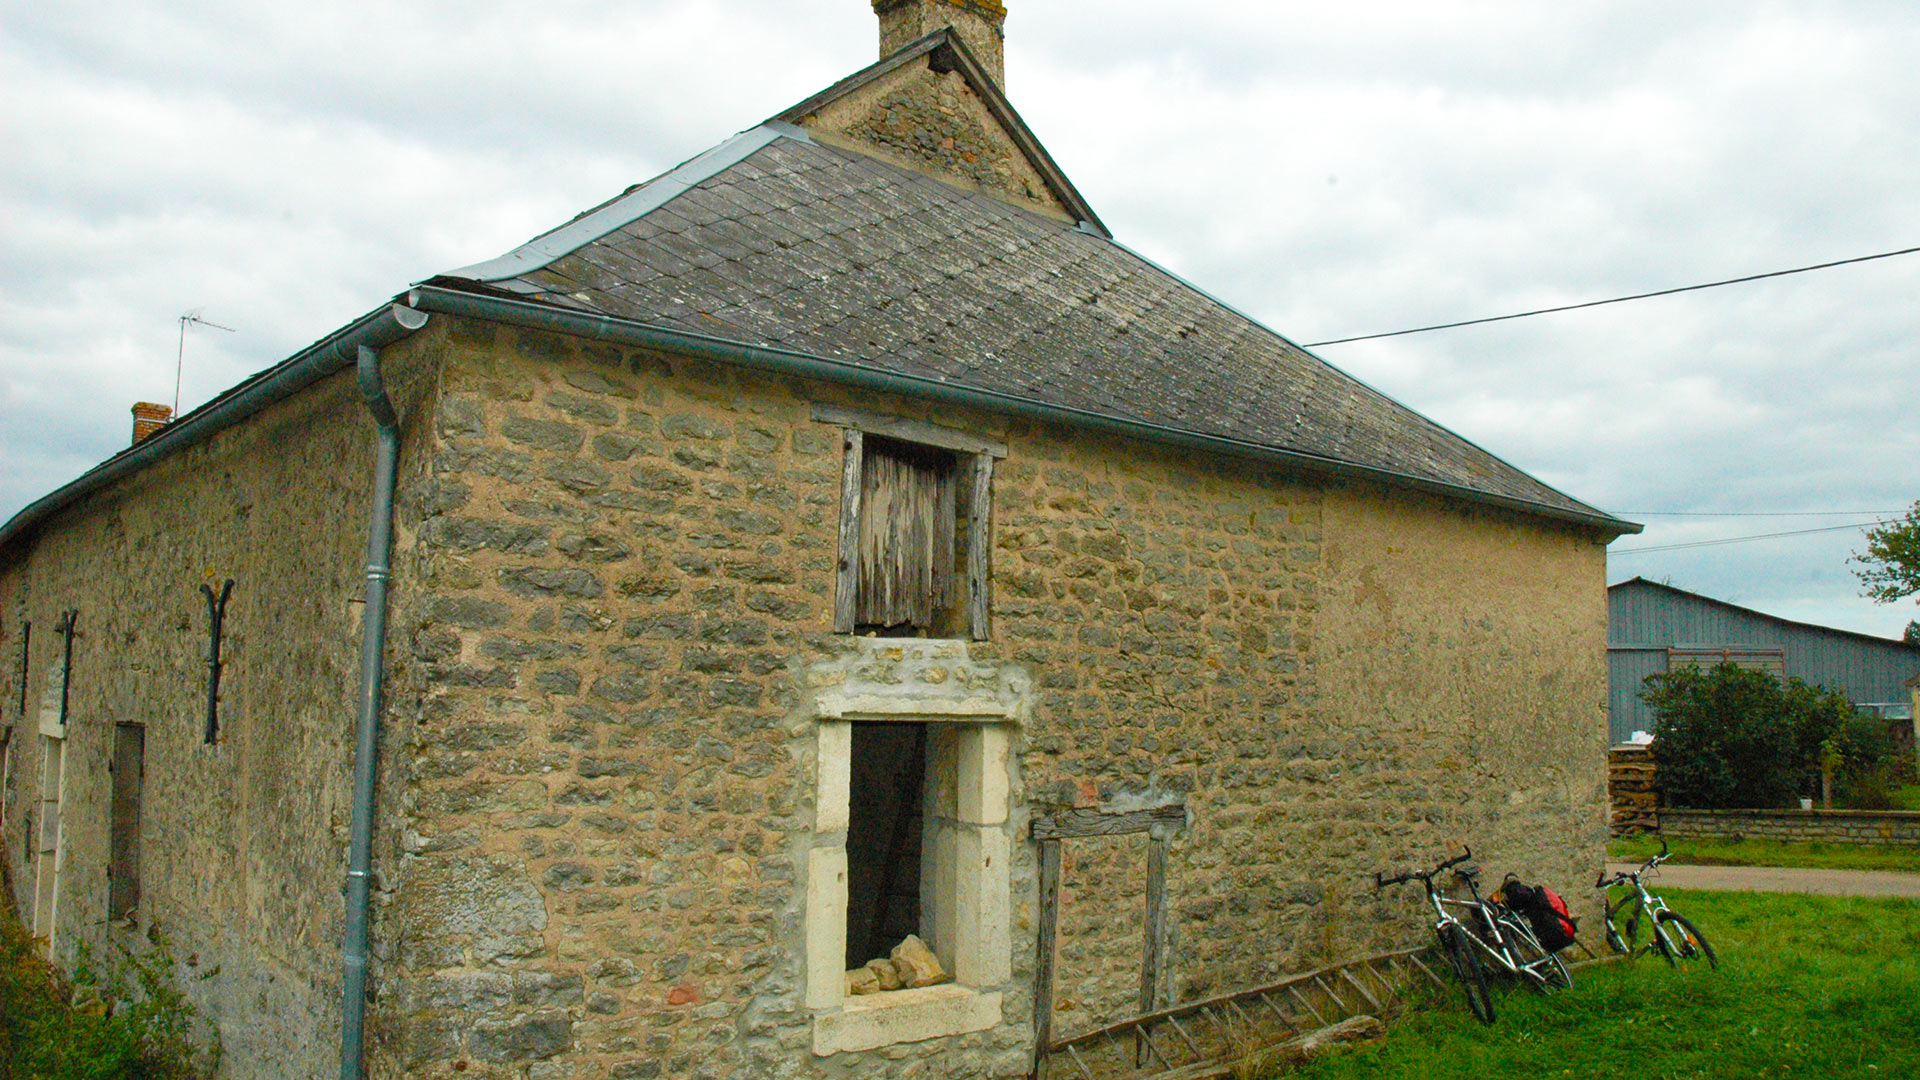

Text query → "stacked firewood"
[1608,745,1659,835]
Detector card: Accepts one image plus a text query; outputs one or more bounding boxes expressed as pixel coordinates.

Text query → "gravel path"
[1603,862,1920,899]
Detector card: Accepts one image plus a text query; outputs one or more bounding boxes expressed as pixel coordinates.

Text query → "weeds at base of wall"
[0,886,221,1080]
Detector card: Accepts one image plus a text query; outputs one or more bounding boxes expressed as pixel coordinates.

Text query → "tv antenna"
[175,310,236,415]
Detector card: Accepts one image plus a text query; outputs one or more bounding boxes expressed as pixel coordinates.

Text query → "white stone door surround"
[801,639,1031,1056]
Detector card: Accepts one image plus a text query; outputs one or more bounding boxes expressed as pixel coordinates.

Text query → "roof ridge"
[441,124,800,284]
[1612,577,1920,651]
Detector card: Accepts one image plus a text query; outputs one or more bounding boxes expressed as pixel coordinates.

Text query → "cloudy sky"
[4,0,1917,638]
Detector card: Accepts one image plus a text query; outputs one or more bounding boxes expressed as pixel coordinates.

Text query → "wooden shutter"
[856,438,957,631]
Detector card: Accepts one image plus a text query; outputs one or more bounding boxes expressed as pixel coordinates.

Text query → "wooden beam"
[1141,835,1169,1011]
[1031,804,1186,841]
[968,453,993,641]
[811,403,1008,458]
[833,427,863,634]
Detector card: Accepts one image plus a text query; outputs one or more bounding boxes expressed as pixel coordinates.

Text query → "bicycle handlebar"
[1597,837,1675,889]
[1374,846,1472,889]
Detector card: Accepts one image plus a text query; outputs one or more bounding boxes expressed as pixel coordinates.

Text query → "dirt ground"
[1602,862,1920,899]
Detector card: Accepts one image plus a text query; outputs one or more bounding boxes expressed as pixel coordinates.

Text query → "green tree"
[1642,664,1860,809]
[1853,501,1920,603]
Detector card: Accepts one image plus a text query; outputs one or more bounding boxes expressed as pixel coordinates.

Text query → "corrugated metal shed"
[1607,577,1920,742]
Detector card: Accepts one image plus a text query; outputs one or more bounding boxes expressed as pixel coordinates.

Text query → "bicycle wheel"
[1439,925,1496,1024]
[1656,911,1719,969]
[1502,917,1572,992]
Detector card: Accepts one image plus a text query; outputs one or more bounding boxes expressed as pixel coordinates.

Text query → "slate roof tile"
[445,131,1610,522]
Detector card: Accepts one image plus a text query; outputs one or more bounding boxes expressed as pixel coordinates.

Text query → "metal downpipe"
[341,343,402,1080]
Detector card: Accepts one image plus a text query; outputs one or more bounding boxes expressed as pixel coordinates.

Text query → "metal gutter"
[443,126,791,283]
[0,303,430,558]
[340,345,401,1080]
[406,284,1636,536]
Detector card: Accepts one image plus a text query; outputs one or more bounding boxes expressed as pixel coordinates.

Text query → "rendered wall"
[385,317,1612,1080]
[0,335,441,1079]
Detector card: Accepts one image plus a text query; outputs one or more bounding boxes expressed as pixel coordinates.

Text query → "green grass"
[1609,833,1920,874]
[1277,889,1920,1080]
[1889,785,1920,812]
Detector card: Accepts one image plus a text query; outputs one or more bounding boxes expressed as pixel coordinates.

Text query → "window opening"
[845,721,927,967]
[33,610,77,948]
[109,724,144,922]
[33,736,63,935]
[822,406,1000,641]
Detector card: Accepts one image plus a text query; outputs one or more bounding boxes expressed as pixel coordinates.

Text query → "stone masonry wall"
[798,54,1070,222]
[0,334,442,1079]
[1661,808,1920,846]
[386,315,1612,1080]
[1311,486,1613,936]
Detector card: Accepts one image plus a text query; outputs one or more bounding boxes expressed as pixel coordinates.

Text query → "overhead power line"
[1303,244,1920,347]
[1618,510,1903,518]
[1610,520,1884,556]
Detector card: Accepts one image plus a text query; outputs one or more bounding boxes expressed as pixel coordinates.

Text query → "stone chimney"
[875,0,1006,89]
[131,401,173,444]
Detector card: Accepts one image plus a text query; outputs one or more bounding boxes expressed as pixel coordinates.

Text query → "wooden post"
[833,428,863,633]
[1033,837,1062,1080]
[1137,834,1168,1065]
[968,454,993,640]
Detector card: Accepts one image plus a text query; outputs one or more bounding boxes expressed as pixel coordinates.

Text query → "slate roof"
[431,123,1621,529]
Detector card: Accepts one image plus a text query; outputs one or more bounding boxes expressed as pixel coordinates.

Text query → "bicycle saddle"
[1453,864,1482,880]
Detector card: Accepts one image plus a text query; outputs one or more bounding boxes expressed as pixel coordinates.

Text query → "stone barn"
[0,2,1636,1077]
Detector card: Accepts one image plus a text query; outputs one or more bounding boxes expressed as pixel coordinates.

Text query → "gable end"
[776,30,1106,234]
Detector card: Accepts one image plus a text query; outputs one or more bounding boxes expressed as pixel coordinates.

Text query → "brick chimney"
[875,0,1006,89]
[131,402,173,444]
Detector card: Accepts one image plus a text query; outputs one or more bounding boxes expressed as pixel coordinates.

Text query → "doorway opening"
[844,722,926,968]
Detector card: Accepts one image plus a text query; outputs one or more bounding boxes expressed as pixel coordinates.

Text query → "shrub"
[1828,710,1897,809]
[0,892,219,1080]
[1642,664,1862,809]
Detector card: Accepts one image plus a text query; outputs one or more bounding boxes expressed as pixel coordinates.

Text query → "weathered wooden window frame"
[815,404,1005,641]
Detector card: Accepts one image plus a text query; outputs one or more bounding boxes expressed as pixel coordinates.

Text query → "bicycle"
[1596,838,1718,968]
[1376,847,1572,1025]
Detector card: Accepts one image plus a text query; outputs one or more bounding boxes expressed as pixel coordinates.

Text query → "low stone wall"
[1659,808,1920,847]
